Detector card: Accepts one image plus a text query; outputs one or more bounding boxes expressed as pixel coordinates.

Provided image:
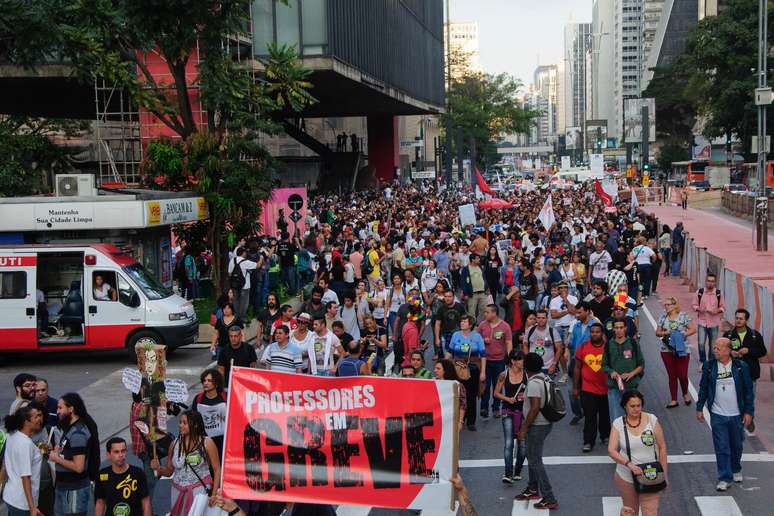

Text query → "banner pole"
[450,382,460,512]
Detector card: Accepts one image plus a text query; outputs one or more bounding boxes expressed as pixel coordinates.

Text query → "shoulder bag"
[454,345,472,381]
[623,418,667,493]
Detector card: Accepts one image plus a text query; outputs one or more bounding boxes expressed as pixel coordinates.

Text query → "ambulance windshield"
[122,264,173,300]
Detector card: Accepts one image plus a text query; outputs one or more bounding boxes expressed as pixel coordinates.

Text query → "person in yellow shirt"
[366,241,382,290]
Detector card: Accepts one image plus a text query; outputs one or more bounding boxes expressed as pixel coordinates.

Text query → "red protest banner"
[221,368,457,510]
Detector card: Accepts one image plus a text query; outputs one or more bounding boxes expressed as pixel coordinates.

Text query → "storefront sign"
[221,368,457,510]
[145,197,208,226]
[34,203,95,230]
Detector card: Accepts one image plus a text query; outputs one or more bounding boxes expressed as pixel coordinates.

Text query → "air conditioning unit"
[55,174,97,197]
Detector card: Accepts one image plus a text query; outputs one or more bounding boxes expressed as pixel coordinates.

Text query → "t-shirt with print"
[94,465,148,516]
[191,392,227,439]
[436,302,467,334]
[526,375,550,425]
[527,326,559,367]
[477,320,512,361]
[448,331,486,359]
[56,420,92,489]
[575,340,608,395]
[311,331,341,373]
[589,250,612,279]
[362,326,387,358]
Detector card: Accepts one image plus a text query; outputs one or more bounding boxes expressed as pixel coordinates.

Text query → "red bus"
[740,162,774,189]
[672,160,707,181]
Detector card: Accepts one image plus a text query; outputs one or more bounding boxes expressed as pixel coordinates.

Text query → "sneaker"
[513,473,523,481]
[733,472,743,483]
[502,475,514,484]
[716,480,730,491]
[582,443,593,453]
[514,488,541,501]
[569,416,583,426]
[533,499,559,510]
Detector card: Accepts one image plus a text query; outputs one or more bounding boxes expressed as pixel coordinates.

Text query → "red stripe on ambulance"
[0,256,36,267]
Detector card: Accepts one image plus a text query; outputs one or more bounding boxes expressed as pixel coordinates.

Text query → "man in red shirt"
[478,304,512,418]
[572,322,609,453]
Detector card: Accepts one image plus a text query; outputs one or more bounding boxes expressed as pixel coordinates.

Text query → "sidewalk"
[647,205,774,453]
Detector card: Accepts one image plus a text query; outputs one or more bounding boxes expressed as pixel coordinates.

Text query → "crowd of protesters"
[3,178,765,516]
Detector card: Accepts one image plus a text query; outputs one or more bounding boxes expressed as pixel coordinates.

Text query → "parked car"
[723,183,748,192]
[688,180,712,191]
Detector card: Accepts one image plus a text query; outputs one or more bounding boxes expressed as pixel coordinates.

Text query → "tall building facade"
[592,0,617,139]
[445,21,482,79]
[564,22,592,141]
[641,0,698,92]
[534,64,559,143]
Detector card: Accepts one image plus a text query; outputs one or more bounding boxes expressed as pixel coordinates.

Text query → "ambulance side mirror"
[130,292,141,308]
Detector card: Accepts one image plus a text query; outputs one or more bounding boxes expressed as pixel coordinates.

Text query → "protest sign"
[458,203,476,226]
[163,378,189,404]
[122,368,142,394]
[221,369,458,510]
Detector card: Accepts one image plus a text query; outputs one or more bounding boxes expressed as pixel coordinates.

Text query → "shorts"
[54,485,91,516]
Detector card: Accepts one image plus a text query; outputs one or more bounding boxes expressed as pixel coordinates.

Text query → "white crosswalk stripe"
[694,496,743,516]
[602,497,640,516]
[511,499,549,515]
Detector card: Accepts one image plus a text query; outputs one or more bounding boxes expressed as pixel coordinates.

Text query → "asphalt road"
[2,293,773,515]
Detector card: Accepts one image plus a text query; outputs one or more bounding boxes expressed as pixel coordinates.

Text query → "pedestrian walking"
[603,318,645,422]
[494,349,528,484]
[478,304,512,418]
[191,369,227,457]
[461,253,488,320]
[94,437,151,516]
[151,411,220,515]
[696,338,755,491]
[228,247,257,319]
[2,402,45,516]
[655,297,696,408]
[607,390,667,516]
[573,323,610,452]
[514,353,558,510]
[448,315,486,431]
[692,272,725,366]
[658,225,672,277]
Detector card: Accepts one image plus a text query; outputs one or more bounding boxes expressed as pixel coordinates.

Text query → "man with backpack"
[692,273,725,366]
[336,338,370,376]
[514,353,559,510]
[49,392,99,516]
[229,247,258,320]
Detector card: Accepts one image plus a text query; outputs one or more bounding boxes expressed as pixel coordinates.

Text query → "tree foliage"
[2,0,314,292]
[644,0,773,159]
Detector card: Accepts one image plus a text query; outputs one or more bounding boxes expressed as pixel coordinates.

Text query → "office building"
[641,0,698,92]
[564,22,592,142]
[534,64,560,143]
[445,21,482,79]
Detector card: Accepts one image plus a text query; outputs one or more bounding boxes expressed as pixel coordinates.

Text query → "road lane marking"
[641,304,712,430]
[603,497,641,516]
[336,506,372,516]
[458,453,774,468]
[511,499,547,515]
[694,496,743,516]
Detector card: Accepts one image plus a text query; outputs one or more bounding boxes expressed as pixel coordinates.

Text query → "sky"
[450,0,592,87]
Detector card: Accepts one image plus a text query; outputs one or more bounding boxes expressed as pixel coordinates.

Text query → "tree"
[0,116,85,196]
[443,71,538,169]
[3,0,315,293]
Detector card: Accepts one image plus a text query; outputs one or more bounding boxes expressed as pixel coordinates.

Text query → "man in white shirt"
[588,240,612,284]
[228,247,258,319]
[306,316,344,376]
[3,402,45,516]
[631,237,655,298]
[549,282,578,344]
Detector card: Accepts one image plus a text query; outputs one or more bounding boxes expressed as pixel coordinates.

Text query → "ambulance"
[0,244,198,357]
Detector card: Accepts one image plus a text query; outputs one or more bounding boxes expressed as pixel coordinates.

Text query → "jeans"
[281,265,297,294]
[607,387,625,423]
[567,358,584,419]
[463,363,480,426]
[7,506,31,516]
[660,248,671,276]
[526,423,556,502]
[502,414,527,477]
[671,255,681,276]
[710,412,744,482]
[580,391,610,445]
[697,326,718,364]
[481,360,506,414]
[441,332,454,357]
[638,263,653,297]
[54,485,91,516]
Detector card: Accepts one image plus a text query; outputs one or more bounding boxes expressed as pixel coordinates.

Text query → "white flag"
[536,195,556,230]
[630,187,639,215]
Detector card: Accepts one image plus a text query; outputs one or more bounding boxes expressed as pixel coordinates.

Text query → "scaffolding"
[93,78,143,186]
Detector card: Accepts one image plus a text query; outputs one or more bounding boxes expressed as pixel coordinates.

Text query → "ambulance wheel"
[126,330,163,362]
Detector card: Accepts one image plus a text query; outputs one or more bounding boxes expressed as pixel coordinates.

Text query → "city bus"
[672,160,708,181]
[740,162,774,190]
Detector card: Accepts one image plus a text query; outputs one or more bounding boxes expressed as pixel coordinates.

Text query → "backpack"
[526,326,559,350]
[697,287,721,306]
[362,251,374,276]
[537,374,567,422]
[229,258,246,290]
[337,356,365,377]
[62,420,101,482]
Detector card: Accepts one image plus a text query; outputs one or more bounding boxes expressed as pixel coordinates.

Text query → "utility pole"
[641,102,649,171]
[755,0,769,251]
[444,0,453,185]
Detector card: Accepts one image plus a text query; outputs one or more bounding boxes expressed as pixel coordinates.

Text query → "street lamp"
[755,0,769,251]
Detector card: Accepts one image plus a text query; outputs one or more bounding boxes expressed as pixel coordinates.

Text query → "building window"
[0,272,26,299]
[276,0,300,48]
[253,0,328,57]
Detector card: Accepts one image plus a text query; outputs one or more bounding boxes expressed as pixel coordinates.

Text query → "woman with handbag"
[607,390,668,516]
[448,315,486,431]
[494,349,528,484]
[655,297,696,408]
[151,411,220,516]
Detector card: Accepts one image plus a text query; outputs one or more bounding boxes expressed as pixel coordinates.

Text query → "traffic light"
[643,162,651,174]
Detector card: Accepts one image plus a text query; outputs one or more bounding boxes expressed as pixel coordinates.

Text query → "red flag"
[475,166,495,196]
[594,178,613,207]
